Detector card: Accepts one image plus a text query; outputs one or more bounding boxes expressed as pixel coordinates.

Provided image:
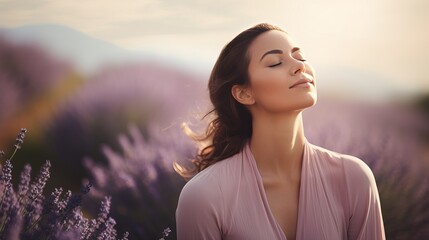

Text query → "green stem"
[8,147,18,162]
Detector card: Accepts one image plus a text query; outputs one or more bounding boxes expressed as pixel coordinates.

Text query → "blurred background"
[0,0,428,239]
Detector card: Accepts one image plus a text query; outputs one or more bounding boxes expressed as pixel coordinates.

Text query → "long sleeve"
[345,156,386,240]
[176,177,223,240]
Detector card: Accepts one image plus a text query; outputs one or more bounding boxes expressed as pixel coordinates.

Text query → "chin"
[303,90,317,103]
[294,94,317,111]
[308,94,318,107]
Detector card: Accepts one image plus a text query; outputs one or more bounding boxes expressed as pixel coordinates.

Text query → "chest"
[264,182,300,240]
[222,173,348,240]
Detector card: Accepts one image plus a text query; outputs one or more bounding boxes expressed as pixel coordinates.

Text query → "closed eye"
[269,62,282,68]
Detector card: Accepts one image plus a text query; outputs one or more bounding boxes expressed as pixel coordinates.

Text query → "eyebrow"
[259,47,301,62]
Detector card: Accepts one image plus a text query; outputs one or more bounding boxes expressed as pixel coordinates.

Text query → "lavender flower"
[159,227,171,240]
[83,218,98,239]
[97,196,111,224]
[55,228,80,240]
[2,189,21,239]
[2,204,23,240]
[0,129,129,239]
[28,160,51,202]
[23,194,44,233]
[120,231,129,240]
[0,160,13,209]
[87,196,111,239]
[96,217,117,240]
[59,191,84,225]
[69,207,84,231]
[1,128,28,166]
[0,160,12,187]
[81,182,92,194]
[83,124,195,239]
[58,190,71,213]
[14,128,27,150]
[17,164,31,204]
[42,188,63,215]
[0,186,15,227]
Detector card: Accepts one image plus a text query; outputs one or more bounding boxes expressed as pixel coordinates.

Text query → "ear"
[231,84,255,105]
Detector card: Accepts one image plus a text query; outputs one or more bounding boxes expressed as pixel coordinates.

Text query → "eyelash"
[269,62,282,67]
[269,59,306,68]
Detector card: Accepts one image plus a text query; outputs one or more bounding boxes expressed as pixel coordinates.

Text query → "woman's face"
[245,30,317,114]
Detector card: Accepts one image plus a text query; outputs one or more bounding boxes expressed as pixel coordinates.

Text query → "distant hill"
[0,24,153,74]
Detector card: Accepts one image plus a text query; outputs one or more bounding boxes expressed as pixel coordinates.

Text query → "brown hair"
[175,23,285,178]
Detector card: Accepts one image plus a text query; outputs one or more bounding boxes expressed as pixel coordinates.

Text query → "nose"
[290,59,306,75]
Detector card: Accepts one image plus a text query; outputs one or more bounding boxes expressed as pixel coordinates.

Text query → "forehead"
[248,30,298,60]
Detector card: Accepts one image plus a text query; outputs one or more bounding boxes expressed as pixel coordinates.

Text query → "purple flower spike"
[14,128,27,150]
[29,160,51,202]
[17,164,32,204]
[120,232,129,240]
[159,227,172,239]
[1,160,13,187]
[81,182,92,194]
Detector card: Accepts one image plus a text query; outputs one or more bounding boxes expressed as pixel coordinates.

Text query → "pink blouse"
[176,138,386,239]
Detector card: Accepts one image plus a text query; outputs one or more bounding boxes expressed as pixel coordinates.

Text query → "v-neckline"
[245,138,308,240]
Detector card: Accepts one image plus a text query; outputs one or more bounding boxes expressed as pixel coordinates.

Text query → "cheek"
[250,72,291,102]
[251,82,295,112]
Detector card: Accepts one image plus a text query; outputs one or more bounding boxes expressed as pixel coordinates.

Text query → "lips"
[289,78,313,89]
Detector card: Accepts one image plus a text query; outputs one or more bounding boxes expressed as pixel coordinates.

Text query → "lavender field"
[1,36,429,239]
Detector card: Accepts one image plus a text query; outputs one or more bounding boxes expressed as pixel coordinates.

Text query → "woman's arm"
[176,179,223,240]
[345,156,386,240]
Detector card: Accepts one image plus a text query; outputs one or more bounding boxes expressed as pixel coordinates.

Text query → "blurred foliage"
[415,92,429,117]
[0,36,206,192]
[82,125,193,239]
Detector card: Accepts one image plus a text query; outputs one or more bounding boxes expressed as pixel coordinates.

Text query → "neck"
[249,111,306,182]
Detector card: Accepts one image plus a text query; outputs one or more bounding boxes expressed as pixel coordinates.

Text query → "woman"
[175,23,385,240]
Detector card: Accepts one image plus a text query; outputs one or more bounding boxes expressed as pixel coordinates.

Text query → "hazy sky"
[1,0,428,96]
